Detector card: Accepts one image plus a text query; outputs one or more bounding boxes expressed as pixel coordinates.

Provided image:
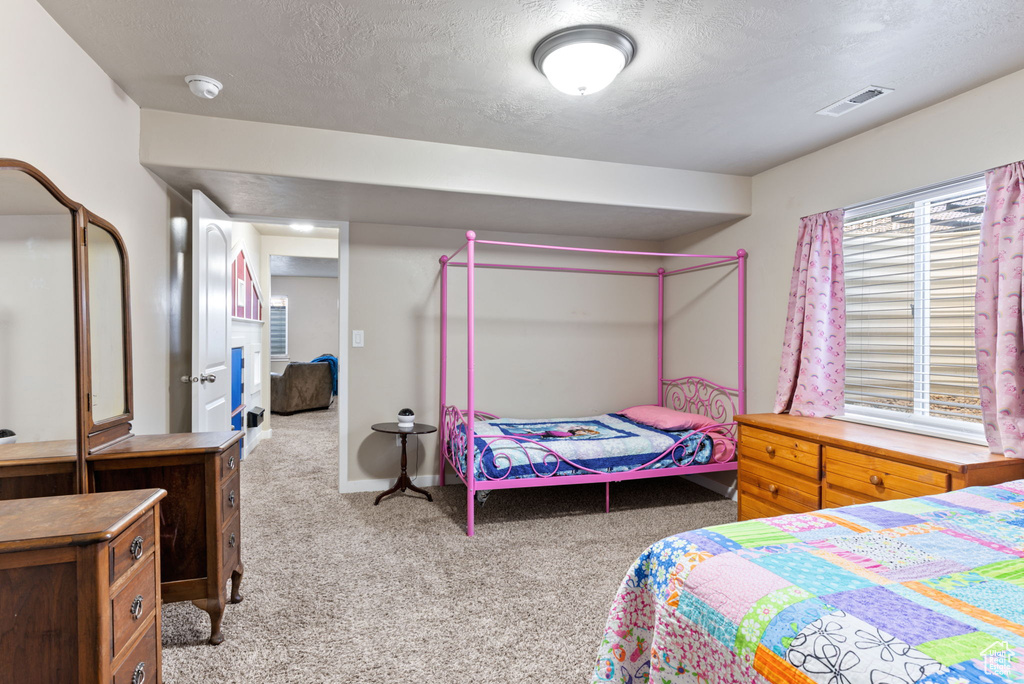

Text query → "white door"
[191,190,232,433]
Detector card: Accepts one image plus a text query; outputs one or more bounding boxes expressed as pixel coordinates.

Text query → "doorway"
[184,200,348,487]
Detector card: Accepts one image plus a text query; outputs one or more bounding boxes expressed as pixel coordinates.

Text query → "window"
[843,176,986,442]
[270,296,288,359]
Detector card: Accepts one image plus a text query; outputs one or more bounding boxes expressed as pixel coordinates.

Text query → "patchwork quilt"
[454,413,722,480]
[593,481,1024,684]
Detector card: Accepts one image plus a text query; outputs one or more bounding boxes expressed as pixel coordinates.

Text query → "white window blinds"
[270,296,288,358]
[843,177,985,437]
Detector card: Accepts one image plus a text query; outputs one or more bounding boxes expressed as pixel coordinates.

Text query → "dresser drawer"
[109,510,155,585]
[220,444,240,480]
[220,472,240,525]
[112,620,158,684]
[824,447,948,501]
[738,491,798,521]
[111,554,157,657]
[823,481,879,509]
[739,426,821,479]
[739,457,819,511]
[222,513,241,576]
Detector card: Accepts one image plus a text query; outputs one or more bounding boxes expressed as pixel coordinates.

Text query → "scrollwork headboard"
[661,376,739,432]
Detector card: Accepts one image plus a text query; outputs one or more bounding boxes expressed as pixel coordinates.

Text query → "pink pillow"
[619,405,720,432]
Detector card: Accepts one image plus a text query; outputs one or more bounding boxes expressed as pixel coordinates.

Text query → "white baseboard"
[339,474,441,494]
[685,474,738,501]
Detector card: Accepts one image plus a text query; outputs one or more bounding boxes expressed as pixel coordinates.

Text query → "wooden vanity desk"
[0,488,165,684]
[0,432,245,645]
[737,413,1024,521]
[0,159,247,647]
[90,431,245,645]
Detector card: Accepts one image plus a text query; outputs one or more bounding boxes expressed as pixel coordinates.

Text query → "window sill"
[833,412,987,447]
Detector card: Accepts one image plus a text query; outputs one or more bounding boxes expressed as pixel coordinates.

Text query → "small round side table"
[371,422,437,505]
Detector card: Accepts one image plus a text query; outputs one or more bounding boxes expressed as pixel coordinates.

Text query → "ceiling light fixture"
[290,223,314,233]
[533,26,635,97]
[185,74,223,99]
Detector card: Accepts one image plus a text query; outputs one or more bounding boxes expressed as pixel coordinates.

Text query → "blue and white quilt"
[454,413,714,480]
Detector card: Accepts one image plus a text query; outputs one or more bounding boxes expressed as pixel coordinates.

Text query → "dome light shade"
[533,26,635,97]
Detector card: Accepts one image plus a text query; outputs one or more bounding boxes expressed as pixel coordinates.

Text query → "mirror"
[87,222,128,423]
[0,167,78,445]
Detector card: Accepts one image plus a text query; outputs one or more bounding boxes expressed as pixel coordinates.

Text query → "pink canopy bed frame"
[438,231,747,536]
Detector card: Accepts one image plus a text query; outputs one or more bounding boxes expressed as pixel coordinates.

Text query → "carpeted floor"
[161,405,737,683]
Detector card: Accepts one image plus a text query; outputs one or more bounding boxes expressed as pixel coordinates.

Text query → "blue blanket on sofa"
[311,354,338,395]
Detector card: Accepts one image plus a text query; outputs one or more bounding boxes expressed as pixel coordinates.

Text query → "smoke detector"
[185,75,223,99]
[816,85,893,117]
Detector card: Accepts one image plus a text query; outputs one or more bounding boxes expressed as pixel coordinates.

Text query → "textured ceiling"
[152,166,740,240]
[269,255,339,278]
[37,0,1024,175]
[253,222,340,240]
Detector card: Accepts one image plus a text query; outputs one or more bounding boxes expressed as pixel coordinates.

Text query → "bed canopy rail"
[439,231,747,536]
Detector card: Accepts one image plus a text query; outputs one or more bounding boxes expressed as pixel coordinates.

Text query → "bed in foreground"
[593,481,1024,684]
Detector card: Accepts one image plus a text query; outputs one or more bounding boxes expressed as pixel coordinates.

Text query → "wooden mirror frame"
[81,210,135,453]
[0,159,135,492]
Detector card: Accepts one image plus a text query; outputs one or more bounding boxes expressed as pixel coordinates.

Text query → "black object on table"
[371,422,438,505]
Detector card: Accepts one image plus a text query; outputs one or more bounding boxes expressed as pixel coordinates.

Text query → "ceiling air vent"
[816,85,894,117]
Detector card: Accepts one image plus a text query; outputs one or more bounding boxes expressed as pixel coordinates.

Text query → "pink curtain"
[774,209,846,416]
[976,162,1024,457]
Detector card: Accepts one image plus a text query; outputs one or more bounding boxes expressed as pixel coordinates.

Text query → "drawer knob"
[869,474,883,486]
[767,484,779,495]
[130,595,144,620]
[765,445,776,456]
[129,535,144,560]
[228,490,236,508]
[228,455,236,470]
[132,662,146,684]
[228,533,237,549]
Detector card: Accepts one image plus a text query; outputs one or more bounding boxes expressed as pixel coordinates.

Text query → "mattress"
[453,413,729,481]
[593,480,1024,684]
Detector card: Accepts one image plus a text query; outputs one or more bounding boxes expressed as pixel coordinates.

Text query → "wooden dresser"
[0,489,165,683]
[736,413,1024,521]
[0,431,244,645]
[91,432,245,645]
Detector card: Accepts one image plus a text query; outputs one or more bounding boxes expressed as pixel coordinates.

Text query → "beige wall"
[0,216,77,441]
[665,66,1024,419]
[1,0,186,434]
[270,276,340,369]
[348,223,664,483]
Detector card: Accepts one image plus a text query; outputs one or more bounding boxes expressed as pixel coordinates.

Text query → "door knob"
[200,373,217,384]
[180,375,199,383]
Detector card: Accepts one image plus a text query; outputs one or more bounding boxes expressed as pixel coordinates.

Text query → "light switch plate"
[352,330,364,347]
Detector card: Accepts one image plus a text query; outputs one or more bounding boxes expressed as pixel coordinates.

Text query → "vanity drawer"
[739,426,821,480]
[109,510,155,585]
[220,472,240,525]
[738,458,819,512]
[111,555,157,657]
[220,444,240,480]
[112,620,158,684]
[824,447,948,501]
[222,513,241,576]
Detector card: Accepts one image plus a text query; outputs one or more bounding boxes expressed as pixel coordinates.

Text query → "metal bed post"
[438,255,449,487]
[657,267,665,406]
[466,231,477,536]
[737,249,748,414]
